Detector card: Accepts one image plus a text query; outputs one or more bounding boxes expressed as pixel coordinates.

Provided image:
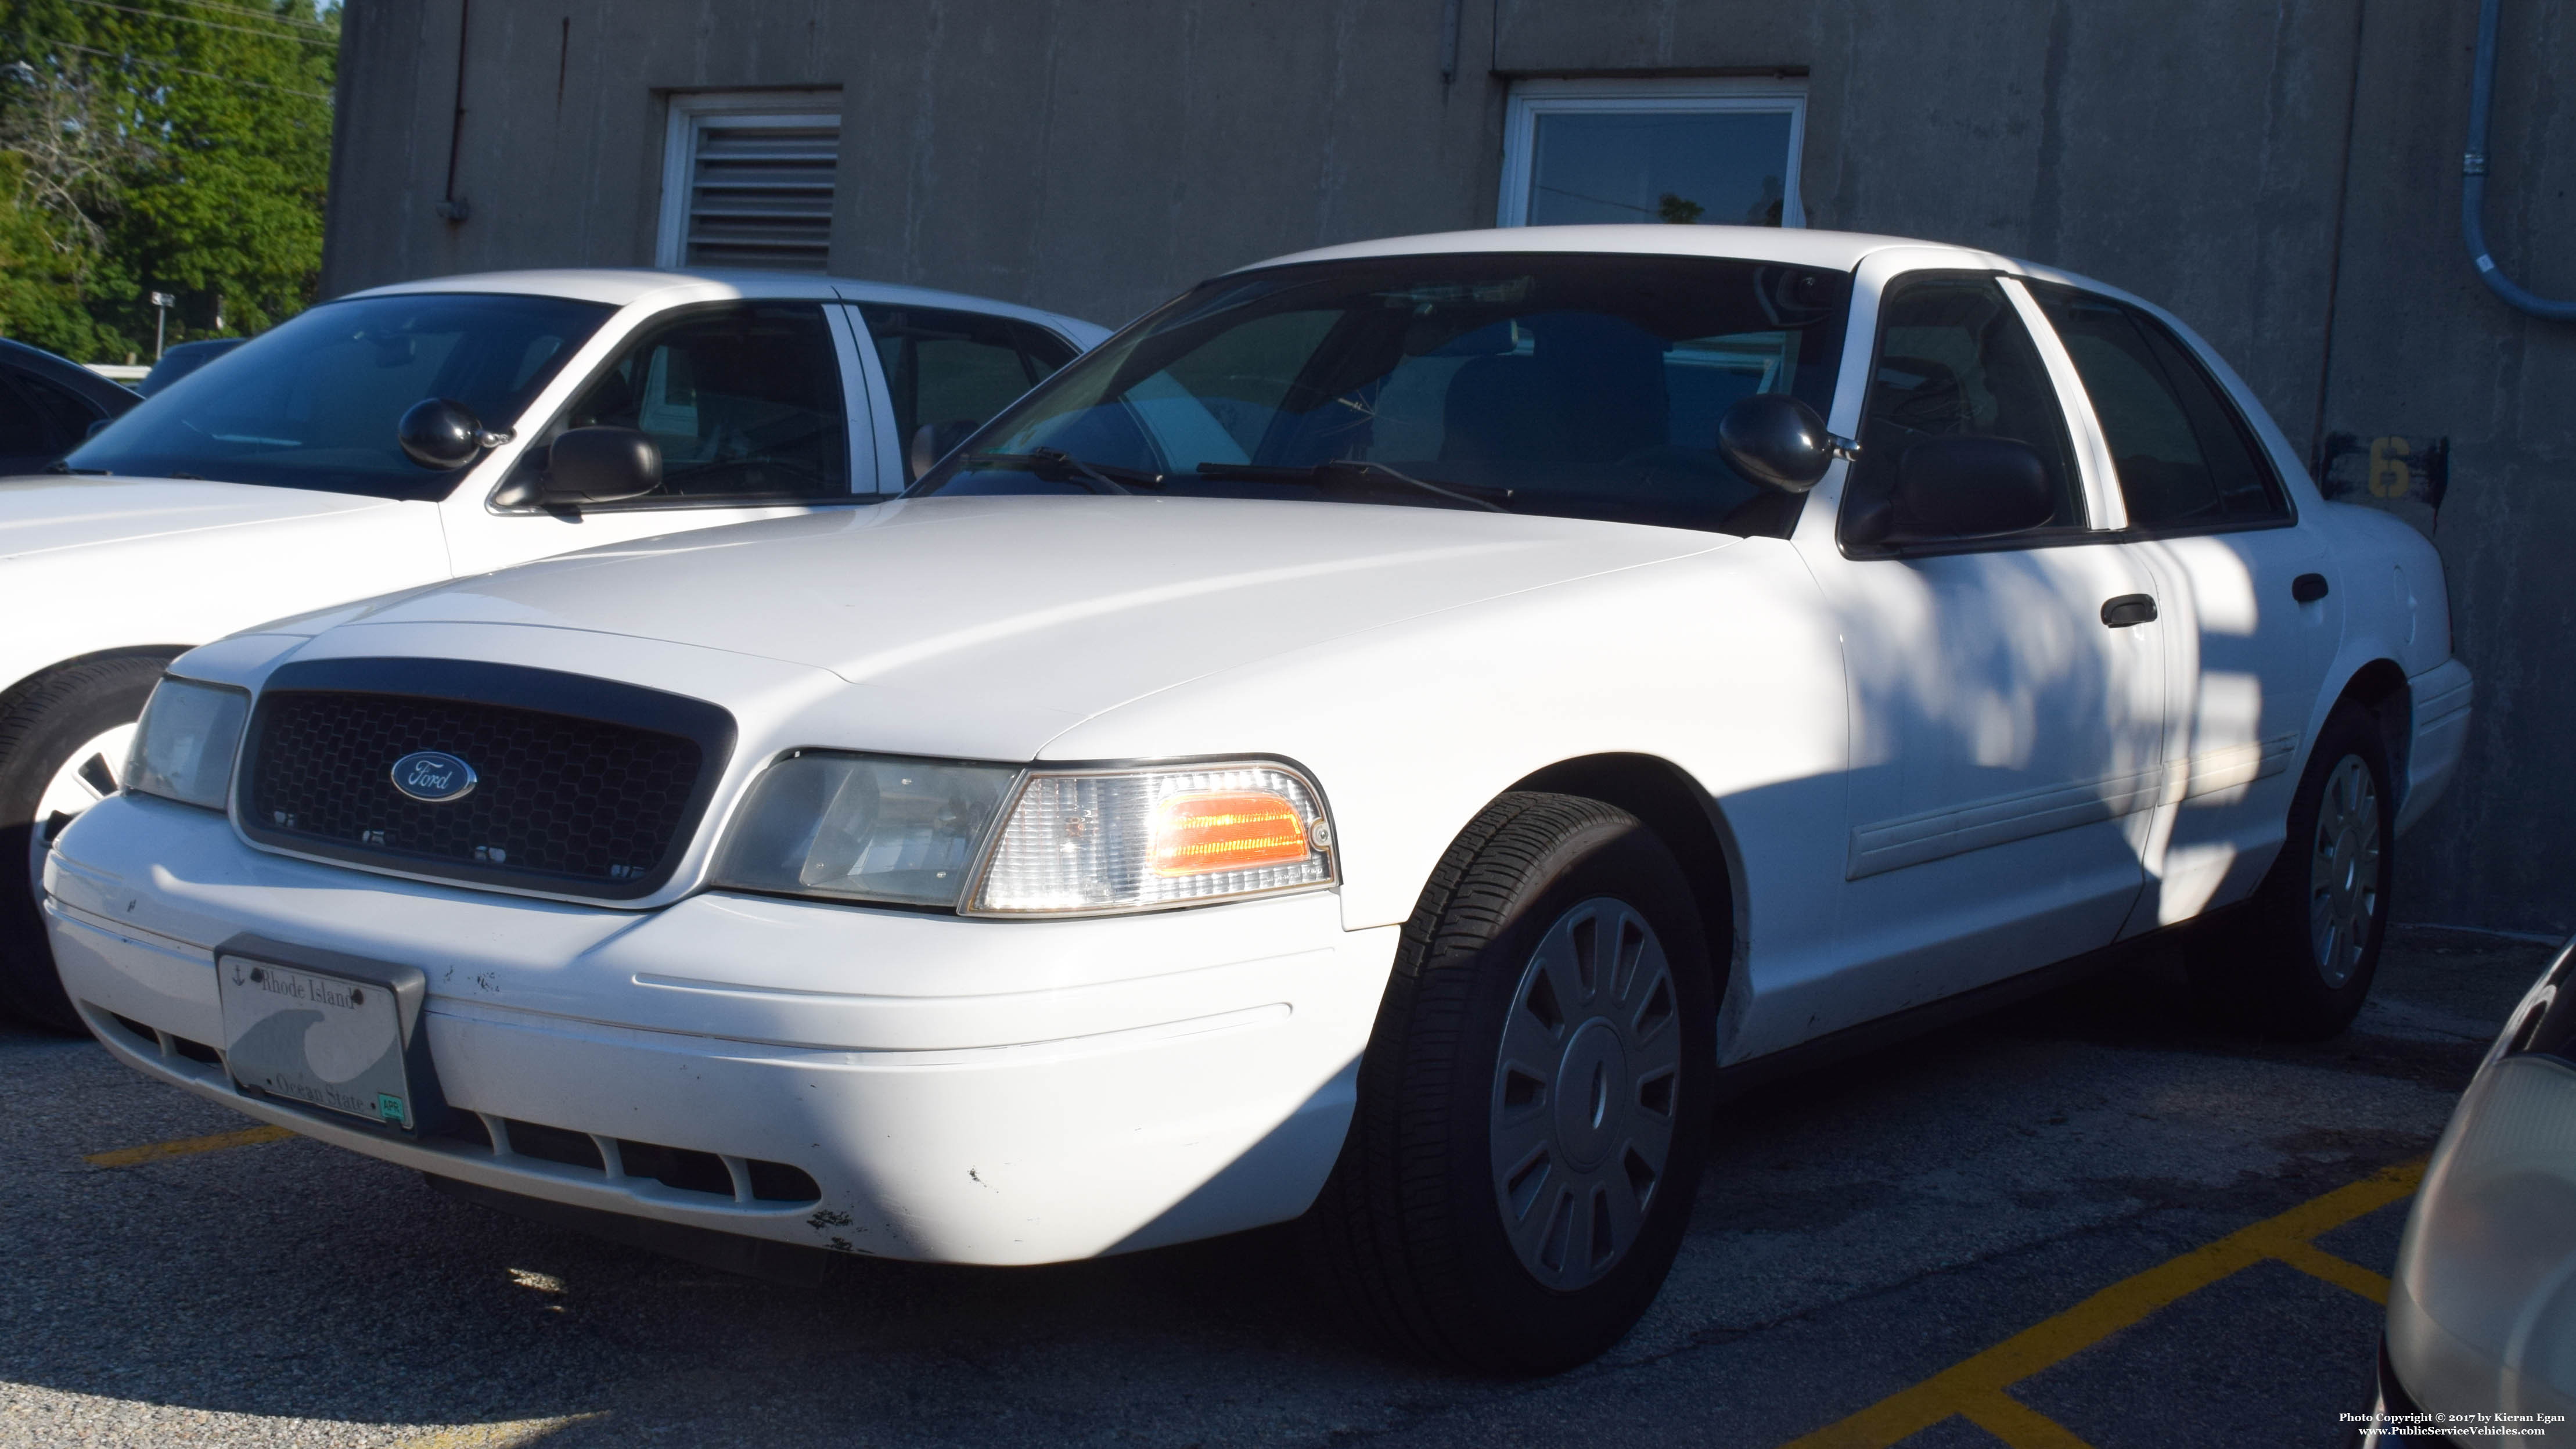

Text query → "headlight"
[968,762,1333,916]
[712,754,1336,916]
[712,752,1017,907]
[123,677,249,812]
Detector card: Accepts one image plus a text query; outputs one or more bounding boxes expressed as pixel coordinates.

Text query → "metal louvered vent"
[679,113,840,272]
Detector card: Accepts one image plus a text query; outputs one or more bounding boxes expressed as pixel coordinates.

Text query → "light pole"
[147,292,174,360]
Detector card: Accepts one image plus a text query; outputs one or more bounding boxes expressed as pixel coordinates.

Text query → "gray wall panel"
[318,0,2576,933]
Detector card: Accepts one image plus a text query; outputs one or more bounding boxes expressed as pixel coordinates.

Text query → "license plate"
[217,955,415,1129]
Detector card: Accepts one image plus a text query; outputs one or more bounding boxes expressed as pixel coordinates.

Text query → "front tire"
[0,653,172,1031]
[1308,792,1717,1374]
[2193,702,2395,1041]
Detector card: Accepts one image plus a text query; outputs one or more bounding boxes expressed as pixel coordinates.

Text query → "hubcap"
[1490,896,1683,1292]
[2308,754,2382,988]
[26,723,135,901]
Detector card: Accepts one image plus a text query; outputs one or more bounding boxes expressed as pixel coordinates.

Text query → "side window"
[1840,275,2084,546]
[0,376,54,457]
[11,371,103,449]
[2030,285,2287,528]
[857,305,1075,477]
[555,302,848,502]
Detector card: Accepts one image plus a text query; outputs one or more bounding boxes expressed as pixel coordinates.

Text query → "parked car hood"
[0,474,400,562]
[323,494,1733,727]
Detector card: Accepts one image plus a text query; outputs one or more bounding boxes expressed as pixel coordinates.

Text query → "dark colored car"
[135,337,246,398]
[0,339,140,476]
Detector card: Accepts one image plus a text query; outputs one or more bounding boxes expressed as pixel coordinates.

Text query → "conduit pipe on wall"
[2464,0,2575,320]
[435,0,471,222]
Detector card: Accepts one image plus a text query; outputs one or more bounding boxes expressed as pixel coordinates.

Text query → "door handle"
[2100,594,2158,628]
[2293,572,2330,603]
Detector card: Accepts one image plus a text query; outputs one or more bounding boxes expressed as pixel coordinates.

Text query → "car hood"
[323,494,1733,729]
[0,474,399,562]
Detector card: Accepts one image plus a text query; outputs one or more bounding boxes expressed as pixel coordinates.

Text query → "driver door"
[1783,267,2165,1037]
[440,300,880,578]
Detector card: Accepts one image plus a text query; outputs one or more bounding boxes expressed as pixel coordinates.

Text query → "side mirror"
[397,398,492,470]
[544,426,662,504]
[1861,436,2055,546]
[909,419,981,481]
[1717,393,1856,494]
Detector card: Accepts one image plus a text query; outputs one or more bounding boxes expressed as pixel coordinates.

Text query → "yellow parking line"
[1778,1159,2424,1449]
[83,1124,292,1167]
[1958,1389,2093,1448]
[398,1414,606,1448]
[2268,1239,2394,1305]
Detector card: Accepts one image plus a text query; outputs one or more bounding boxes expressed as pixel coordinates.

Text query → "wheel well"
[1506,753,1740,988]
[2335,658,2411,799]
[0,646,190,721]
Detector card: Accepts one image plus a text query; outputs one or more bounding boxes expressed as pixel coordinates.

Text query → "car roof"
[1231,224,2169,324]
[0,336,142,409]
[339,268,1110,344]
[1239,223,2098,278]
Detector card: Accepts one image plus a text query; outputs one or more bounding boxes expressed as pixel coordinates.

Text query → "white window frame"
[1498,77,1808,229]
[654,89,843,269]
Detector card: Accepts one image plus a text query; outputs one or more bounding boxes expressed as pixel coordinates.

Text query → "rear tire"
[2191,702,2394,1041]
[0,653,172,1031]
[1306,792,1717,1374]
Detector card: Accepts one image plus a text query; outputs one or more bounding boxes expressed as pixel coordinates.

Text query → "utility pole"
[146,292,174,359]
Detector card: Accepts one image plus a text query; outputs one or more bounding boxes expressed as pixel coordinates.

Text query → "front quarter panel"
[1035,538,1850,983]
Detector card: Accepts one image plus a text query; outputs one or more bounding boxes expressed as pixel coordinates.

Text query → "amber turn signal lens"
[1151,790,1310,877]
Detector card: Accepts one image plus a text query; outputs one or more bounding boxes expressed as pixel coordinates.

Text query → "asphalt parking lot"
[0,925,2550,1449]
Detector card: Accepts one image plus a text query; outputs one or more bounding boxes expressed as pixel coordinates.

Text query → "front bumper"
[46,793,1395,1265]
[2364,1337,2460,1446]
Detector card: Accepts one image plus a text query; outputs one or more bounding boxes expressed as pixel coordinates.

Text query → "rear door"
[2025,284,2338,932]
[846,304,1081,485]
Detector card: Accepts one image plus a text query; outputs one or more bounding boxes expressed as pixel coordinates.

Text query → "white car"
[2372,934,2576,1441]
[46,225,2471,1372]
[0,269,1106,1027]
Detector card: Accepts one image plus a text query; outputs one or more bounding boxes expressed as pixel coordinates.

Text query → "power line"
[171,0,337,33]
[62,0,335,45]
[1,31,331,98]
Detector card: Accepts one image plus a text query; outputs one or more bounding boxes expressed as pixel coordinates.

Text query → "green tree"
[0,0,337,361]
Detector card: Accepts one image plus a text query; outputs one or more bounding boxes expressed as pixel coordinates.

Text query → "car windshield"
[913,252,1850,535]
[67,293,614,500]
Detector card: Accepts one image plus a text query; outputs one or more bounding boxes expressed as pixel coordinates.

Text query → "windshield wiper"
[44,461,108,475]
[1195,459,1510,513]
[959,448,1156,495]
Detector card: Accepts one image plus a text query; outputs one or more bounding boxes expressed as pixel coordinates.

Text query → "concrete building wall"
[321,0,2576,934]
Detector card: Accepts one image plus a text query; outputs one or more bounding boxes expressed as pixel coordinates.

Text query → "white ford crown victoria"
[46,225,2471,1372]
[0,269,1104,1027]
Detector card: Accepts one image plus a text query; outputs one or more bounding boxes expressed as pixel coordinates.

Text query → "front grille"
[238,659,736,899]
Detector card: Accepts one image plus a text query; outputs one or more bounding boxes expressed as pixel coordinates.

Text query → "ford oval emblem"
[390,750,477,804]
